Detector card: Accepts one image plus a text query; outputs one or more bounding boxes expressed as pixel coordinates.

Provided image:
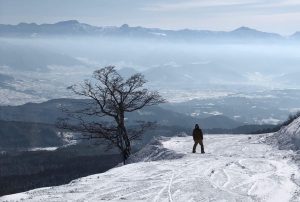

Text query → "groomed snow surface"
[1,134,300,202]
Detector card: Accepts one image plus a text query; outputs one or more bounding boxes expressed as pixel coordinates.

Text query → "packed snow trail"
[1,134,300,202]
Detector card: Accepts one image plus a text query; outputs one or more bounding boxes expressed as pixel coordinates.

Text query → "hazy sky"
[1,0,300,35]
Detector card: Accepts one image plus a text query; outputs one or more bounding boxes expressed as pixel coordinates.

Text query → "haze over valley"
[1,21,300,124]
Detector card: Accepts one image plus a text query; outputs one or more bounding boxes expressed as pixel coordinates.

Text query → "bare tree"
[57,66,165,164]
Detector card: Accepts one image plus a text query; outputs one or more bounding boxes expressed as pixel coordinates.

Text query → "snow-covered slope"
[269,117,300,150]
[1,134,300,202]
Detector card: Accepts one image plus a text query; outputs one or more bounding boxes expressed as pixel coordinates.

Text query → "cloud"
[268,0,300,7]
[142,0,300,13]
[137,0,300,34]
[142,0,257,11]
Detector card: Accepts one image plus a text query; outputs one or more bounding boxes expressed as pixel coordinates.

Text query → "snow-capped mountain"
[1,134,300,201]
[0,20,286,42]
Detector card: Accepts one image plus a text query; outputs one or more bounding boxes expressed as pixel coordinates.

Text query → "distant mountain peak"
[232,26,257,32]
[230,26,281,38]
[54,20,80,25]
[120,24,130,29]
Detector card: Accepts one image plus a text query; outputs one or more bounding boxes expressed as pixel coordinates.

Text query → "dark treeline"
[0,146,121,196]
[0,120,64,150]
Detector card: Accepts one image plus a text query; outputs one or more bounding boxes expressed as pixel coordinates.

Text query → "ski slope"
[1,134,300,202]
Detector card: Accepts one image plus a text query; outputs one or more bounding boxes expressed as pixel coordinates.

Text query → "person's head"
[195,124,199,129]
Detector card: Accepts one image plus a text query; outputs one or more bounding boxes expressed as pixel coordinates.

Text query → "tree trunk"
[117,112,131,165]
[117,128,126,165]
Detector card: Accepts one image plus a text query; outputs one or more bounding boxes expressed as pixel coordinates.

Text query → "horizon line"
[1,20,298,36]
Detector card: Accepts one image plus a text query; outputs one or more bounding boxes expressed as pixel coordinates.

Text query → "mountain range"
[0,98,242,129]
[0,20,296,42]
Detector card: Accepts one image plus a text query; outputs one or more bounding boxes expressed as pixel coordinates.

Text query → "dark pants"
[193,140,205,153]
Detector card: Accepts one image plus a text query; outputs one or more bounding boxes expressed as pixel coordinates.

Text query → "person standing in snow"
[192,124,205,153]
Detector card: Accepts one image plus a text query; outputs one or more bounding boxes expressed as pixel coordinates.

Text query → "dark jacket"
[193,128,203,141]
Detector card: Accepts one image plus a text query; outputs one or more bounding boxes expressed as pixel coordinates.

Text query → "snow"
[159,90,230,103]
[1,134,300,202]
[151,32,167,37]
[27,147,58,151]
[203,111,223,116]
[268,116,300,150]
[260,117,281,125]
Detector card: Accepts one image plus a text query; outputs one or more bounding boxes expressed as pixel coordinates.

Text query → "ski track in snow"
[1,134,300,202]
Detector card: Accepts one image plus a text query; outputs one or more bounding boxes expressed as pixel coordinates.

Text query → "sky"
[1,0,300,35]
